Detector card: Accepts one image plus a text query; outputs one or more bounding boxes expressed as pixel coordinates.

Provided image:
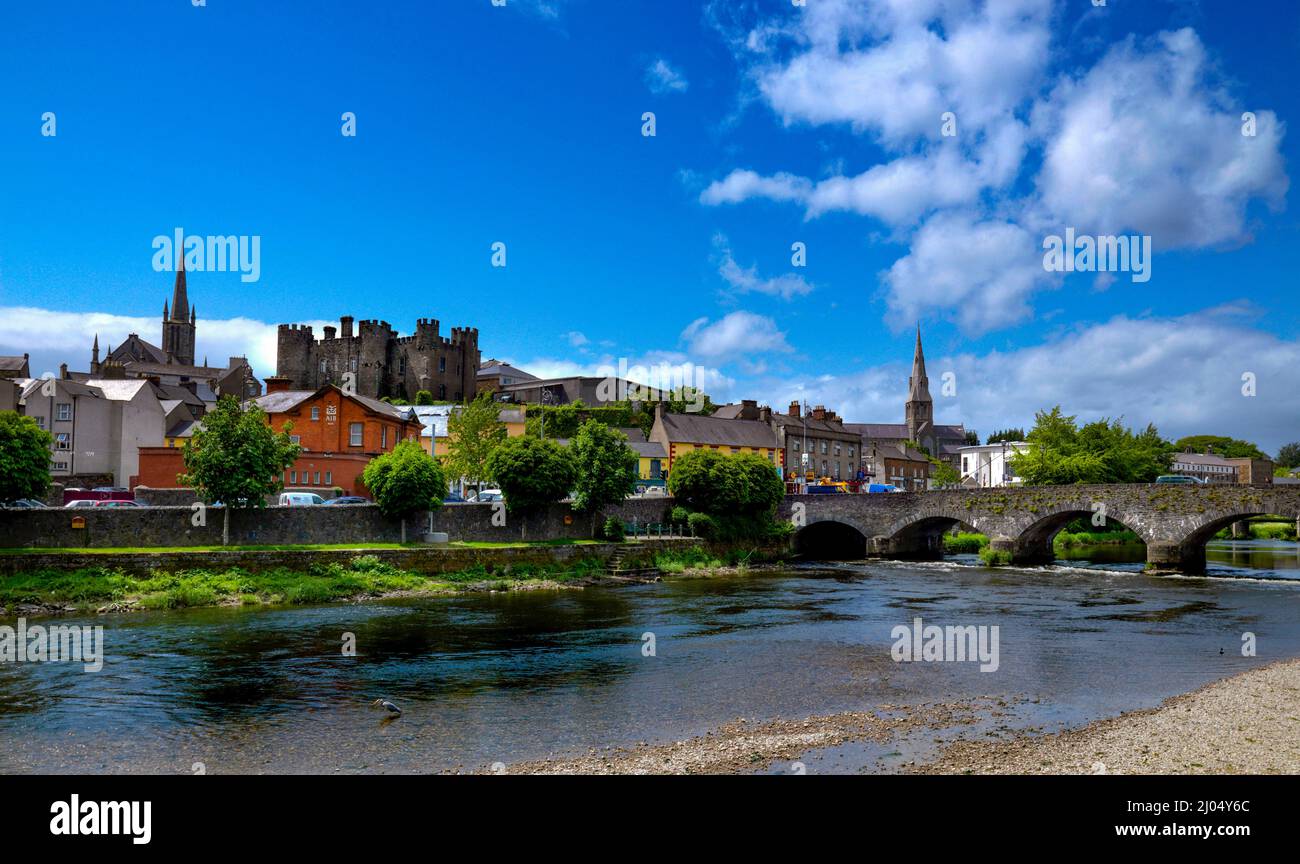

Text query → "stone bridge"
[776,484,1300,574]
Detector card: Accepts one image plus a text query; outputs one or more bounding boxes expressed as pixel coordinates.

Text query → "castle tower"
[905,324,935,453]
[161,254,196,366]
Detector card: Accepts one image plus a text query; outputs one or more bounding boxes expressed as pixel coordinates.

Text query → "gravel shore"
[912,659,1300,775]
[502,699,996,775]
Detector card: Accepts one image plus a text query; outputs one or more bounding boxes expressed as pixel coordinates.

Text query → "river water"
[1,540,1297,774]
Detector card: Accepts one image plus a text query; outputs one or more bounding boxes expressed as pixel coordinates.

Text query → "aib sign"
[326,403,338,424]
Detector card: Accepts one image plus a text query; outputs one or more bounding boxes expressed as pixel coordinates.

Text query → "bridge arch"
[793,519,870,560]
[1006,506,1150,566]
[877,507,981,560]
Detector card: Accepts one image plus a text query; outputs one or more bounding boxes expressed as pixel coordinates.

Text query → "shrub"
[979,546,1012,566]
[687,511,718,539]
[0,411,53,503]
[362,439,447,518]
[485,436,577,512]
[603,516,626,541]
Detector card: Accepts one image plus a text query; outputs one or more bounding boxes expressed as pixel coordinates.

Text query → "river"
[1,539,1297,774]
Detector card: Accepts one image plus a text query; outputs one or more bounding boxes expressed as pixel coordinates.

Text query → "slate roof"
[658,413,780,448]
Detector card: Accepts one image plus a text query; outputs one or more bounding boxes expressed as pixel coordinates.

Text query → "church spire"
[908,324,930,402]
[171,249,188,322]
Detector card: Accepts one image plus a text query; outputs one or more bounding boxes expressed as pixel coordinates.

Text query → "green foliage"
[602,516,625,541]
[979,546,1012,566]
[1171,435,1267,460]
[484,436,576,512]
[1009,406,1172,485]
[570,420,638,513]
[447,391,507,488]
[414,390,435,406]
[0,411,53,503]
[963,430,979,445]
[179,396,301,507]
[687,511,718,539]
[986,428,1026,444]
[667,449,784,517]
[361,439,447,518]
[670,505,690,524]
[1274,442,1300,468]
[928,457,961,488]
[943,532,988,553]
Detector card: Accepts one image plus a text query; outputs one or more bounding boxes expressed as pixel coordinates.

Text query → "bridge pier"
[988,536,1054,567]
[870,533,944,561]
[1146,541,1206,575]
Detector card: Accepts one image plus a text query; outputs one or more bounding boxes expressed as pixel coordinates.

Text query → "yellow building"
[648,406,784,477]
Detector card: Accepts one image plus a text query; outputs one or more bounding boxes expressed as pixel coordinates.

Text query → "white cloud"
[681,310,793,361]
[704,4,1289,334]
[880,211,1054,334]
[757,306,1300,454]
[0,305,294,382]
[1030,28,1288,248]
[714,234,812,300]
[645,57,689,95]
[564,330,589,348]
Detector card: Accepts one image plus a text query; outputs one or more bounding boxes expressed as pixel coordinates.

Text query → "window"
[324,471,332,486]
[350,357,358,372]
[314,471,321,485]
[730,447,739,455]
[834,442,841,457]
[792,439,800,451]
[350,422,363,447]
[319,359,327,373]
[311,406,320,421]
[52,461,68,471]
[34,416,45,430]
[399,356,407,375]
[848,446,855,459]
[439,357,446,373]
[820,441,828,455]
[56,403,72,422]
[55,433,71,451]
[290,470,297,484]
[381,426,388,449]
[290,434,301,445]
[438,384,446,399]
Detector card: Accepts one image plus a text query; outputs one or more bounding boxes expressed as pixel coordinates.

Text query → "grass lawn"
[0,539,604,554]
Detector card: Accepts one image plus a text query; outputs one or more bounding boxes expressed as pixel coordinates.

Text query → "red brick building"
[134,380,421,496]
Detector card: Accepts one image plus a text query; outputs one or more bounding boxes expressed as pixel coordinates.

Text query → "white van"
[278,492,325,506]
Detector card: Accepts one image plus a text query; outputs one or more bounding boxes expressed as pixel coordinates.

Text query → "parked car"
[1,498,47,508]
[468,488,503,503]
[323,496,370,505]
[64,499,98,508]
[442,492,466,503]
[1155,475,1203,485]
[865,483,900,493]
[278,492,326,506]
[92,486,130,493]
[93,500,142,507]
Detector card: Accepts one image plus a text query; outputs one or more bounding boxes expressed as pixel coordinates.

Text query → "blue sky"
[1,0,1297,450]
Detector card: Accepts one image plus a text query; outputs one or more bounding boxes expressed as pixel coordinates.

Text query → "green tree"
[484,436,576,513]
[1171,435,1267,460]
[1276,442,1300,468]
[963,430,979,446]
[362,439,446,540]
[570,420,637,516]
[663,387,716,416]
[928,457,961,488]
[666,449,782,516]
[446,392,507,492]
[179,396,301,545]
[414,390,435,406]
[0,411,53,503]
[1009,406,1171,485]
[986,428,1026,444]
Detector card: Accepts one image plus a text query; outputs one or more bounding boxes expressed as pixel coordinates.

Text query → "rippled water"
[1,541,1298,774]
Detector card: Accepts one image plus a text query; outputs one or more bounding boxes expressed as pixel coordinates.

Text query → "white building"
[958,441,1030,488]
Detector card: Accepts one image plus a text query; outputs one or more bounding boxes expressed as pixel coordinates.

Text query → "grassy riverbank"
[944,529,1141,554]
[0,554,610,616]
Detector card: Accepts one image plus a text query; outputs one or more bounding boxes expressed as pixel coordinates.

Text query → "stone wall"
[0,497,677,549]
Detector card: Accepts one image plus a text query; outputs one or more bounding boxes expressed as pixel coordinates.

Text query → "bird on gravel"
[372,698,402,716]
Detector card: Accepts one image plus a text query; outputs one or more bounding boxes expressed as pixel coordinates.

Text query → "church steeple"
[170,251,189,322]
[91,334,100,374]
[161,253,196,366]
[905,324,934,452]
[908,324,930,402]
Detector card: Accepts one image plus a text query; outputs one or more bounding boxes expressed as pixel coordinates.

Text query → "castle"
[276,315,480,402]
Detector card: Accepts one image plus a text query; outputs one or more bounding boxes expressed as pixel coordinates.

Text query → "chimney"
[812,405,826,421]
[324,326,336,340]
[741,398,758,419]
[264,375,292,393]
[788,401,800,418]
[759,405,772,423]
[340,316,354,339]
[59,362,69,379]
[653,401,665,424]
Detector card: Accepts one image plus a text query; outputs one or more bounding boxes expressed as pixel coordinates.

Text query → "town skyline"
[1,0,1296,451]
